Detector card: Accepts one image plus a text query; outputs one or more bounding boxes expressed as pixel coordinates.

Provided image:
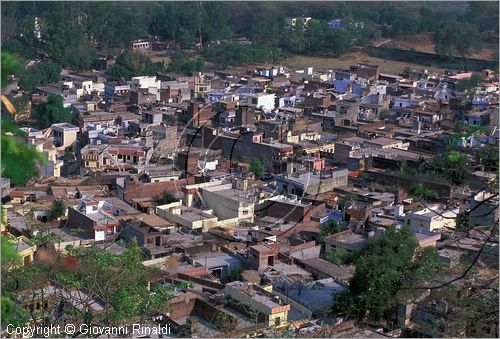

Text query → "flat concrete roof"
[328,231,367,246]
[302,258,355,281]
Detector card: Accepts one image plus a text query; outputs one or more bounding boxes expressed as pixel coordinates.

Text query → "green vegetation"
[167,52,204,75]
[322,248,355,265]
[1,119,46,185]
[1,52,19,87]
[409,183,438,201]
[430,151,470,186]
[108,51,165,80]
[319,220,341,241]
[32,95,73,129]
[1,53,47,185]
[1,237,28,327]
[455,74,484,93]
[284,19,354,56]
[17,62,62,92]
[204,43,282,68]
[221,267,243,284]
[50,199,66,220]
[434,20,483,59]
[162,191,178,204]
[1,52,47,326]
[249,157,267,179]
[2,240,174,326]
[378,108,392,120]
[148,2,232,46]
[478,145,499,172]
[392,151,471,187]
[333,225,441,323]
[2,2,496,77]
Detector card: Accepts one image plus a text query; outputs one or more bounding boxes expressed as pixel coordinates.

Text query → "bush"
[108,51,165,79]
[221,267,243,283]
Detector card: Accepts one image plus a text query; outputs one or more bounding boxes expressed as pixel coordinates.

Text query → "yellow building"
[223,281,290,328]
[7,234,37,268]
[405,205,459,232]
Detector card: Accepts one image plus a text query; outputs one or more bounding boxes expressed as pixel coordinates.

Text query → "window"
[243,211,249,216]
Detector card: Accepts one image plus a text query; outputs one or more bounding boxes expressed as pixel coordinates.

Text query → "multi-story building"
[81,144,150,171]
[246,92,276,112]
[223,281,291,328]
[67,198,121,241]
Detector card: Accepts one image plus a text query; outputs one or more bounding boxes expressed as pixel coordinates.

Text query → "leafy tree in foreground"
[2,240,174,328]
[333,225,441,323]
[1,52,45,327]
[1,53,46,185]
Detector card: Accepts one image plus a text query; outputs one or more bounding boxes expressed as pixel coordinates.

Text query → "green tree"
[1,52,19,87]
[18,62,62,92]
[168,52,204,75]
[434,20,483,58]
[324,28,353,56]
[455,74,484,101]
[430,150,470,186]
[50,199,66,220]
[221,267,243,284]
[1,53,46,185]
[32,95,73,129]
[287,20,306,54]
[378,108,392,120]
[84,2,150,49]
[108,51,165,80]
[478,146,499,172]
[1,52,44,327]
[1,236,29,327]
[323,247,355,266]
[162,191,178,204]
[249,157,267,179]
[333,225,441,322]
[303,19,328,53]
[319,220,341,241]
[408,183,438,201]
[390,13,420,38]
[2,240,174,327]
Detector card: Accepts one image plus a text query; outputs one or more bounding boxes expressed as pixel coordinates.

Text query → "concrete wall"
[200,187,254,222]
[67,207,95,239]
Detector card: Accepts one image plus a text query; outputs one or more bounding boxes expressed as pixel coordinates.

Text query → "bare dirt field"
[283,50,447,75]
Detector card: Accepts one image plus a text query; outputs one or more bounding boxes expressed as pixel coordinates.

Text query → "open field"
[283,49,448,75]
[384,32,498,61]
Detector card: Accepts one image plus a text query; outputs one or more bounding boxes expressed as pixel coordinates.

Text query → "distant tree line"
[2,2,496,84]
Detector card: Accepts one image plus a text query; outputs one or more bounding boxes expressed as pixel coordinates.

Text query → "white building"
[405,205,459,232]
[246,92,276,112]
[130,76,161,101]
[130,76,161,92]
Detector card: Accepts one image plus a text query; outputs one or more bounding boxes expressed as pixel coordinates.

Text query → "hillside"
[383,32,498,61]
